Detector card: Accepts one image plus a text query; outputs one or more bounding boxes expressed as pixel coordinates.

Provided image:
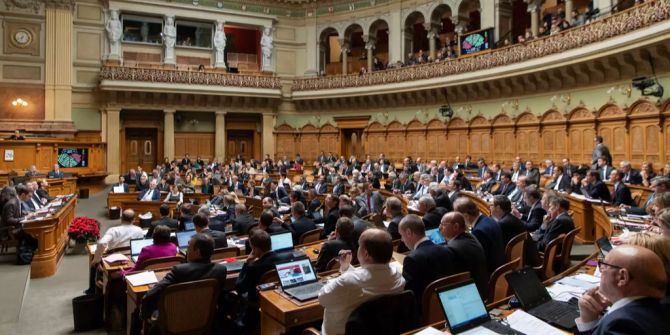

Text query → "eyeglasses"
[597,256,623,271]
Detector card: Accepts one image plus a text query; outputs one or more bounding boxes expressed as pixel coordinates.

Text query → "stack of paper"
[103,253,129,264]
[126,271,159,286]
[506,310,564,335]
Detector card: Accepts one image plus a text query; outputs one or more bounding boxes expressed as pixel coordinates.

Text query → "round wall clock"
[13,29,33,48]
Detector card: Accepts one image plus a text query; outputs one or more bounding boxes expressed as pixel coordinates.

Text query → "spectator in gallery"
[9,129,25,140]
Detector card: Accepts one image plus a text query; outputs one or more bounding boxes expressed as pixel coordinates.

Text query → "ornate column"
[339,39,349,75]
[526,1,541,37]
[44,0,74,122]
[261,113,275,159]
[163,15,176,65]
[363,35,375,71]
[388,3,402,64]
[426,25,438,60]
[106,108,121,177]
[213,20,227,69]
[215,111,226,161]
[304,16,318,76]
[454,20,467,57]
[402,28,414,61]
[565,0,574,24]
[164,109,175,160]
[495,0,514,42]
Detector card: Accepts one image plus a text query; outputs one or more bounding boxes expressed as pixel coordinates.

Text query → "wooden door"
[341,128,365,159]
[227,130,254,161]
[125,128,156,172]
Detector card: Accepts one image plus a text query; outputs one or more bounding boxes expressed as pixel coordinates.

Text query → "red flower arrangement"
[68,216,100,243]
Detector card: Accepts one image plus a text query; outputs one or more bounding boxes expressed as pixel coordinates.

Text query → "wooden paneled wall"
[275,99,670,168]
[0,138,106,174]
[174,132,215,160]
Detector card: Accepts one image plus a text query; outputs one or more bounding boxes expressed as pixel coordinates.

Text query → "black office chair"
[344,290,419,335]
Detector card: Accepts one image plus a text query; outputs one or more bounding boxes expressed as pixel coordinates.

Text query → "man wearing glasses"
[575,245,668,334]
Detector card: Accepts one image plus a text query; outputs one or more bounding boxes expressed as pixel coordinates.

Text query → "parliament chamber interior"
[2,0,670,334]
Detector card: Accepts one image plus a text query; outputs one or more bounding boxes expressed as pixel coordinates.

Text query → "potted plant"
[68,217,100,254]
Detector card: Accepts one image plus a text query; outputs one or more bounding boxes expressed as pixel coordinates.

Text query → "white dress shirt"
[575,296,644,332]
[93,224,145,262]
[318,262,405,335]
[141,189,155,201]
[553,175,563,191]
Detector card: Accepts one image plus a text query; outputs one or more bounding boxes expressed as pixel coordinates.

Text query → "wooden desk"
[107,192,211,210]
[37,177,78,197]
[75,171,109,195]
[563,194,598,243]
[23,196,77,278]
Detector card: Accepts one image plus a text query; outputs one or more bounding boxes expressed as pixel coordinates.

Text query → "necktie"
[554,176,561,190]
[610,184,616,202]
[367,195,371,211]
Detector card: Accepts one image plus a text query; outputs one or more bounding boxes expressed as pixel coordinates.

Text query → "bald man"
[575,245,669,334]
[318,228,405,335]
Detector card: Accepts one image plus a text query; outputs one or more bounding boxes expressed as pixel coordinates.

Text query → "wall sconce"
[11,98,28,107]
[607,85,632,98]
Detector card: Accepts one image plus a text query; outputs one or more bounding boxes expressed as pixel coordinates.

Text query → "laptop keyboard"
[287,282,324,298]
[533,301,576,320]
[483,320,525,335]
[223,261,244,272]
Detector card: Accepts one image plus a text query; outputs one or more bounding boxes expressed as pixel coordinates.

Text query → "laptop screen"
[130,238,154,256]
[275,258,317,289]
[505,267,552,309]
[437,281,489,331]
[426,228,446,245]
[271,232,293,251]
[184,222,195,231]
[176,230,197,248]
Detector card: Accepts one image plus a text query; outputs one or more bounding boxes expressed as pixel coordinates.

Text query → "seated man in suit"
[315,217,356,272]
[513,186,547,233]
[454,197,505,275]
[536,196,574,251]
[545,165,571,192]
[230,204,256,235]
[112,175,129,193]
[47,163,64,179]
[25,165,39,177]
[575,245,668,335]
[622,176,670,215]
[141,234,227,331]
[358,182,384,215]
[418,195,447,230]
[439,212,489,299]
[610,169,635,207]
[509,176,527,205]
[524,161,540,186]
[581,170,612,202]
[261,197,281,218]
[490,195,525,246]
[429,184,454,212]
[493,172,516,197]
[193,213,227,249]
[145,204,179,238]
[318,228,405,335]
[284,202,316,245]
[447,179,462,204]
[1,185,39,264]
[596,156,614,182]
[23,181,43,211]
[244,211,288,254]
[321,194,340,237]
[384,197,406,240]
[313,175,328,194]
[36,179,52,202]
[477,170,496,194]
[399,214,457,310]
[620,160,643,185]
[137,179,161,201]
[543,159,555,175]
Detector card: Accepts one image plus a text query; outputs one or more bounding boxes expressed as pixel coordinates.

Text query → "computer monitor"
[437,279,490,332]
[176,230,197,248]
[275,258,318,290]
[270,231,293,252]
[183,221,195,231]
[130,238,154,257]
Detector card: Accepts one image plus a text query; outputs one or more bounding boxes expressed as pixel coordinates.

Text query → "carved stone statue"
[260,26,273,71]
[163,15,176,64]
[213,21,226,68]
[105,9,122,60]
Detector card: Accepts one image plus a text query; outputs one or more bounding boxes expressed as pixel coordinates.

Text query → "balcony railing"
[99,65,281,89]
[293,1,670,91]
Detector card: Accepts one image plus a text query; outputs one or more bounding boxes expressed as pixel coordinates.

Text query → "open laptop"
[183,221,195,231]
[505,267,580,330]
[275,257,324,302]
[437,279,525,334]
[129,238,154,263]
[270,231,294,252]
[426,228,446,245]
[176,230,197,254]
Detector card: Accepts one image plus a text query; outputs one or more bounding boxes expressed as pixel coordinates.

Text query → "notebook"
[505,267,580,330]
[270,231,294,252]
[437,279,524,334]
[130,238,154,263]
[275,257,323,302]
[176,230,197,254]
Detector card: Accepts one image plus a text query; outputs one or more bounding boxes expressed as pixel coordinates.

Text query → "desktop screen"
[271,232,293,251]
[176,230,197,248]
[276,258,317,288]
[438,282,488,329]
[130,239,154,255]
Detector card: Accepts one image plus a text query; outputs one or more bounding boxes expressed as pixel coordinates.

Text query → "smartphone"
[596,236,613,256]
[258,283,275,291]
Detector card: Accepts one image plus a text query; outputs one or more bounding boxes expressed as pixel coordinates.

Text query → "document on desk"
[103,253,129,264]
[126,271,159,287]
[414,326,447,335]
[506,310,563,335]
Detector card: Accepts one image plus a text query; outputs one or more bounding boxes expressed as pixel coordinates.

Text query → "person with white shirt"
[138,179,160,201]
[318,228,405,335]
[411,174,431,200]
[574,245,668,335]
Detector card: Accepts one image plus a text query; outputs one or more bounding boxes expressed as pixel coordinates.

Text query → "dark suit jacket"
[146,216,179,238]
[522,201,547,233]
[538,213,574,251]
[270,187,289,204]
[597,166,614,182]
[471,215,505,274]
[612,182,635,207]
[524,168,540,186]
[47,170,64,178]
[231,213,257,235]
[235,251,292,302]
[322,208,339,238]
[200,228,228,249]
[36,188,52,202]
[493,182,515,196]
[113,182,129,193]
[315,238,356,272]
[545,174,571,192]
[386,214,405,240]
[314,182,327,194]
[286,216,316,244]
[136,180,149,192]
[433,190,454,212]
[575,297,669,335]
[446,233,489,299]
[448,191,461,204]
[422,207,448,230]
[137,188,160,201]
[402,240,458,310]
[497,213,526,246]
[478,179,496,193]
[1,198,24,228]
[581,181,611,202]
[142,261,227,317]
[623,169,643,185]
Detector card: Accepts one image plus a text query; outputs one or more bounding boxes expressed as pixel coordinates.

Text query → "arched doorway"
[343,23,364,74]
[318,27,339,75]
[404,11,428,63]
[430,4,456,59]
[368,19,389,70]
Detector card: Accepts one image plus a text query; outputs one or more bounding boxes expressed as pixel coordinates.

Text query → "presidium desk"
[22,196,77,278]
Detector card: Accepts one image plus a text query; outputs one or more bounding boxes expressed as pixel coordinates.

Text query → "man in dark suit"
[399,214,457,309]
[394,173,415,194]
[231,204,257,235]
[609,170,635,207]
[490,195,526,246]
[476,159,488,179]
[315,217,356,272]
[137,179,160,201]
[591,135,612,170]
[581,170,612,202]
[2,185,39,264]
[146,204,179,238]
[269,182,289,205]
[623,176,670,215]
[454,198,505,275]
[596,156,614,182]
[440,212,489,300]
[357,182,384,215]
[36,179,52,202]
[418,196,447,230]
[562,158,576,178]
[536,196,574,251]
[430,186,454,212]
[228,176,246,194]
[112,175,129,193]
[575,245,668,335]
[332,176,347,197]
[447,179,462,204]
[619,160,643,185]
[283,202,316,245]
[384,197,406,240]
[545,166,571,192]
[141,234,227,324]
[47,164,64,179]
[25,165,39,177]
[542,160,555,176]
[313,175,327,194]
[477,170,496,194]
[493,172,516,196]
[193,213,227,249]
[524,161,540,186]
[515,186,546,233]
[321,194,340,237]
